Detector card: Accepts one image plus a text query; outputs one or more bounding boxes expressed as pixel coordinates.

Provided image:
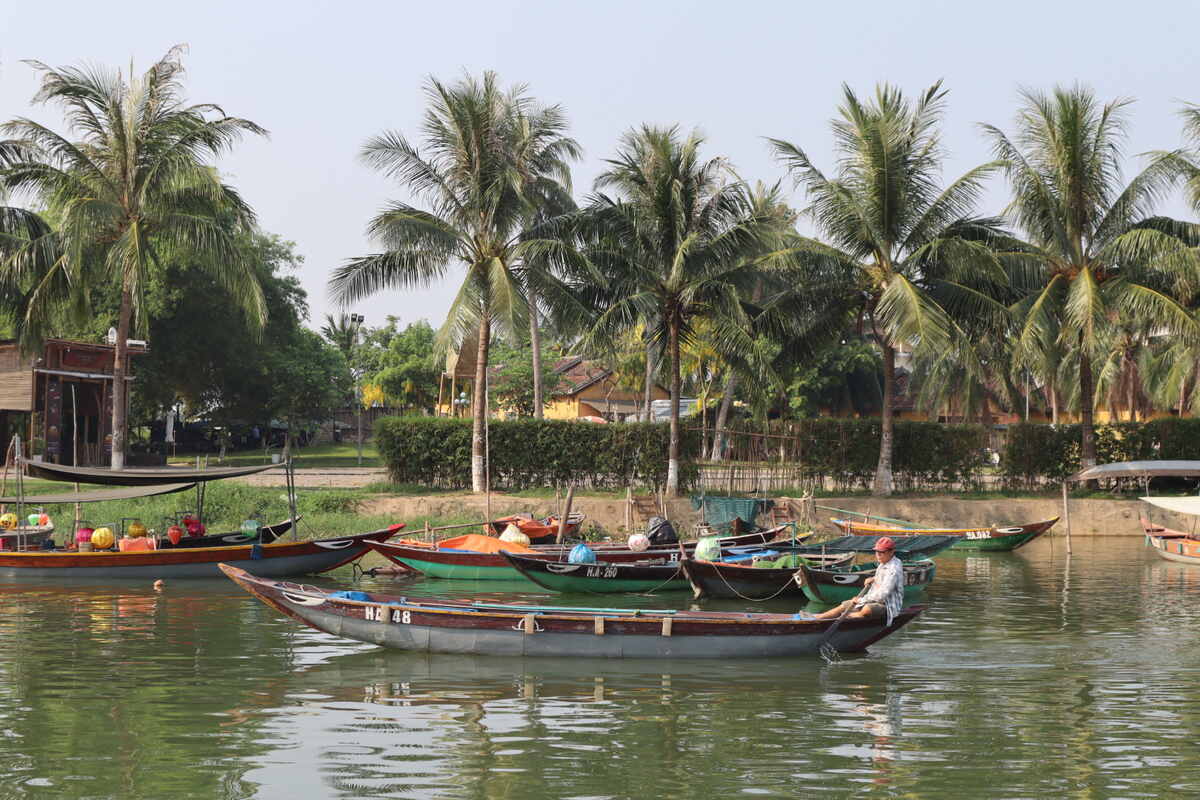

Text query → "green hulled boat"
[829,518,1058,551]
[796,559,936,605]
[502,552,688,593]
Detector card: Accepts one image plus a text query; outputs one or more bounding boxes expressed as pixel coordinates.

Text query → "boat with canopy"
[1077,460,1200,565]
[0,443,400,577]
[220,564,926,658]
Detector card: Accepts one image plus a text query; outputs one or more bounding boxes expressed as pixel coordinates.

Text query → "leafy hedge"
[720,418,987,491]
[375,416,699,490]
[1002,419,1200,489]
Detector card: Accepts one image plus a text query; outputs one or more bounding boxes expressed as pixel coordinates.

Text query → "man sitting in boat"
[806,537,903,625]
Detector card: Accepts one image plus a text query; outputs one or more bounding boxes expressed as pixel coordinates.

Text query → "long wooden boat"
[221,564,926,658]
[502,552,691,593]
[372,526,788,581]
[0,526,401,578]
[680,552,855,600]
[1141,518,1200,564]
[829,518,1057,551]
[796,559,936,605]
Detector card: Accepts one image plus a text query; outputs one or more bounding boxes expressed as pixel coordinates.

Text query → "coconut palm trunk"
[471,316,491,493]
[528,290,544,419]
[667,313,682,495]
[873,342,896,495]
[110,288,133,469]
[710,372,738,461]
[1079,349,1097,468]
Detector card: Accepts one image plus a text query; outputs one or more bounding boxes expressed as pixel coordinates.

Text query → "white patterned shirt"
[858,556,904,626]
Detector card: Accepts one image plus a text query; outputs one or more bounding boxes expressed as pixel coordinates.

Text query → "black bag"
[646,516,678,546]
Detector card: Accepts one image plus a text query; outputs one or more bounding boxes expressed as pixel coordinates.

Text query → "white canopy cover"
[1141,496,1200,517]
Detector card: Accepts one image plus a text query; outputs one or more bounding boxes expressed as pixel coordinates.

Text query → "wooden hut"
[0,339,146,465]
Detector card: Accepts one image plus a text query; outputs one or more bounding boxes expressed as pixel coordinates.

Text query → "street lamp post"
[351,313,365,467]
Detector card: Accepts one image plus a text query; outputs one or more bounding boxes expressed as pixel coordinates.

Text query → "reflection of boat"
[830,518,1057,551]
[484,512,585,544]
[222,564,925,658]
[372,525,789,581]
[796,559,936,605]
[0,527,403,578]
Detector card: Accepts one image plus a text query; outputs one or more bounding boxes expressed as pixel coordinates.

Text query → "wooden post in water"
[1061,481,1072,554]
[624,486,632,533]
[556,486,575,544]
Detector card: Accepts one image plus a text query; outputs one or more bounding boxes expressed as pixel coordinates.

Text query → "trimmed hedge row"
[375,416,699,490]
[1002,419,1200,489]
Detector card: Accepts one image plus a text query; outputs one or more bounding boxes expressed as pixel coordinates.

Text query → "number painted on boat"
[365,605,385,621]
[965,530,991,540]
[585,565,619,579]
[390,609,411,624]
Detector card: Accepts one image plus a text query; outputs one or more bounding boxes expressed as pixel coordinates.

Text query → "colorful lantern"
[127,520,148,538]
[90,527,115,550]
[27,514,40,527]
[75,527,93,543]
[166,525,184,546]
[0,514,17,530]
[627,533,650,552]
[240,520,260,537]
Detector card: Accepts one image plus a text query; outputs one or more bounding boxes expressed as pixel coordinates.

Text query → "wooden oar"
[816,584,870,660]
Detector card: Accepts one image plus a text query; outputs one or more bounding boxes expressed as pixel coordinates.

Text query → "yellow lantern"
[0,513,17,530]
[90,527,115,550]
[127,520,148,538]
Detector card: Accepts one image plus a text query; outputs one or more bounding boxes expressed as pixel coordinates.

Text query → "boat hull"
[503,553,688,593]
[221,565,925,658]
[797,560,936,605]
[830,518,1057,551]
[0,527,399,578]
[1143,519,1200,564]
[680,553,854,600]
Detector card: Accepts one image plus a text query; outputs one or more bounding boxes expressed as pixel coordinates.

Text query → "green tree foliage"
[772,82,1016,495]
[330,71,580,492]
[0,46,267,467]
[784,338,882,418]
[487,341,559,417]
[373,321,440,412]
[984,85,1200,470]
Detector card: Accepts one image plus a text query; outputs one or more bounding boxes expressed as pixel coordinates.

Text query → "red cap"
[873,536,896,552]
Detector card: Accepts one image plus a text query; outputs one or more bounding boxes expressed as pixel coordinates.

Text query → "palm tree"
[983,85,1200,469]
[320,312,362,362]
[0,46,266,468]
[574,126,783,495]
[329,72,579,492]
[771,82,1014,495]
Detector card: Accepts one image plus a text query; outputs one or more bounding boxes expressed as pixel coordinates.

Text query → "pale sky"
[3,0,1200,335]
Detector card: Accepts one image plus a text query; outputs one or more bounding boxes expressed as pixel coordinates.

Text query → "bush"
[1001,418,1200,490]
[721,418,987,491]
[374,416,699,491]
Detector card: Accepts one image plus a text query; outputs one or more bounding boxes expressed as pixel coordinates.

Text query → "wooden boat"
[1141,518,1200,564]
[371,525,788,581]
[680,552,855,600]
[502,552,691,593]
[484,512,585,545]
[796,559,937,605]
[0,526,401,578]
[158,516,298,548]
[829,517,1057,551]
[221,564,926,658]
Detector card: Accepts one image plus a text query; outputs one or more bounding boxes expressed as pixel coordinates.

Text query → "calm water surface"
[0,536,1197,798]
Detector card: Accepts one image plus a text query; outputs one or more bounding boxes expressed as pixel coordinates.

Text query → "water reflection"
[0,539,1198,797]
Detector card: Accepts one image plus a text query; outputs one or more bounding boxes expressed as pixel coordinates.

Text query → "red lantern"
[166,525,184,545]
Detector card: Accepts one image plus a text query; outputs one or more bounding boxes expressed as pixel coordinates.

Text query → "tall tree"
[576,126,782,495]
[983,86,1200,469]
[329,72,579,492]
[0,46,266,468]
[772,82,1013,495]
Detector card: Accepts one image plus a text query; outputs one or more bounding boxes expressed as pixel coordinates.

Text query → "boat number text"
[965,530,991,540]
[365,605,411,624]
[586,565,620,578]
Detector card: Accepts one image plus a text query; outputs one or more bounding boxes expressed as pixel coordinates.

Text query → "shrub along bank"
[1001,418,1200,489]
[374,417,699,491]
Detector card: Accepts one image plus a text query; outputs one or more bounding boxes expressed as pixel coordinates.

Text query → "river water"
[0,535,1196,798]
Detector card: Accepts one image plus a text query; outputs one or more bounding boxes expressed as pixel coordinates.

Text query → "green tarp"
[691,495,773,528]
